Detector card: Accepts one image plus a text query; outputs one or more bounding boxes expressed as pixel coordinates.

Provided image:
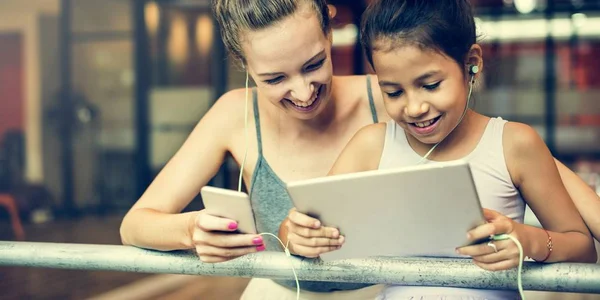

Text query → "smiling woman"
[240,9,334,121]
[120,0,387,298]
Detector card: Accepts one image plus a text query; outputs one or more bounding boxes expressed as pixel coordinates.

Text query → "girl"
[283,0,596,299]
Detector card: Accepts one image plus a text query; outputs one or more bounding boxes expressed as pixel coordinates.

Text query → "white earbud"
[469,65,479,84]
[469,64,479,75]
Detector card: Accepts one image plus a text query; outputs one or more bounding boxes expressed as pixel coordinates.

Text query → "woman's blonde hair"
[212,0,331,63]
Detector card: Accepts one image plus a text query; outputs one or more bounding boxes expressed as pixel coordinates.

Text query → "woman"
[121,0,598,298]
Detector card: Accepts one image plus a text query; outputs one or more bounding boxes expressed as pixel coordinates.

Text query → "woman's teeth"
[291,89,319,107]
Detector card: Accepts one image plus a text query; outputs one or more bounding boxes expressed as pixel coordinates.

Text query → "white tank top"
[377,117,525,299]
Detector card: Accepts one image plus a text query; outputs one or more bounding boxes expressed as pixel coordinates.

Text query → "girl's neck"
[407,110,488,161]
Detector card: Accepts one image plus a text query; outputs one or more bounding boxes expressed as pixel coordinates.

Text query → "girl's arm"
[279,123,387,257]
[327,123,387,176]
[459,123,596,270]
[503,123,595,263]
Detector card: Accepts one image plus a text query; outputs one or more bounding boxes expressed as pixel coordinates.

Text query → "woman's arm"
[120,90,252,252]
[554,159,600,242]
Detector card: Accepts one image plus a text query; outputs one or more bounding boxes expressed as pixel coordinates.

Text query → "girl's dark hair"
[360,0,476,70]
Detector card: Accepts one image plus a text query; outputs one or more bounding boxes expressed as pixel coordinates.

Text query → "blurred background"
[0,0,598,299]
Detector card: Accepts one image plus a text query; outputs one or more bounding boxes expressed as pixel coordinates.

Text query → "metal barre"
[0,241,599,293]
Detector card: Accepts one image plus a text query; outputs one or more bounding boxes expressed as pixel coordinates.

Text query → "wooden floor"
[0,214,151,299]
[0,214,249,300]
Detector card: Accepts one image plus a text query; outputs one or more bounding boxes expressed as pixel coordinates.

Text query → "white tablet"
[286,160,486,261]
[200,186,257,234]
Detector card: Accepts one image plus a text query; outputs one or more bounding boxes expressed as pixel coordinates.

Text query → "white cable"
[238,70,250,192]
[418,76,475,164]
[236,71,300,299]
[259,233,300,300]
[416,72,525,298]
[491,234,525,300]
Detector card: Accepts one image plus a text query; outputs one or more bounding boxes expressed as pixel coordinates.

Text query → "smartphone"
[200,186,257,234]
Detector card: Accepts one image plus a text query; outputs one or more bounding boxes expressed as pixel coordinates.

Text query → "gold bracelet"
[534,229,553,263]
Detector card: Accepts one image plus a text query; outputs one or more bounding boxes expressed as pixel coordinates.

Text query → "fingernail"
[466,233,471,239]
[455,248,460,254]
[252,237,263,245]
[339,235,345,244]
[314,221,321,228]
[256,245,266,252]
[332,230,339,238]
[228,222,238,230]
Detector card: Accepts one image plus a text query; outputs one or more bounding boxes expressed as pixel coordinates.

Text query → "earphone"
[417,64,526,299]
[418,64,479,163]
[237,65,301,300]
[469,64,479,76]
[237,67,249,192]
[492,233,525,299]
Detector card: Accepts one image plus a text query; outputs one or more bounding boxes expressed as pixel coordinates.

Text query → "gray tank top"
[248,76,379,292]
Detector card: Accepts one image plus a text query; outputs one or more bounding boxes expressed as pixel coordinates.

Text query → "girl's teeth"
[415,119,435,128]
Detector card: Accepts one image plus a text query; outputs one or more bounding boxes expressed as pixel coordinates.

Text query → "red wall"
[0,33,24,141]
